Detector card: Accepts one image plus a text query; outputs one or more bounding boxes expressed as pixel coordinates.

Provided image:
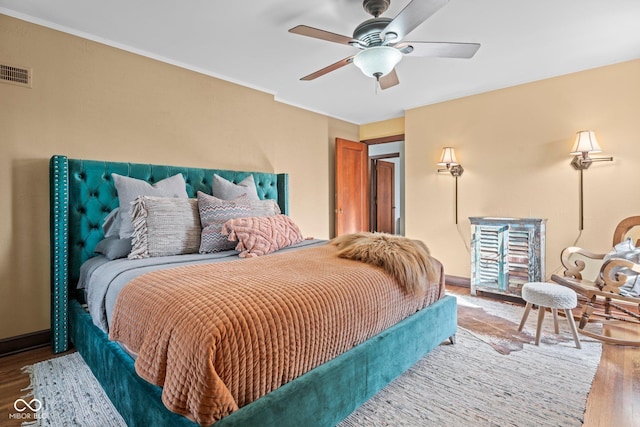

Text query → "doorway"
[334,136,404,237]
[335,138,369,236]
[369,141,404,235]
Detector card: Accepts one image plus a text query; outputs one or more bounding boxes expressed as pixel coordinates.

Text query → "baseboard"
[0,329,50,357]
[445,275,470,288]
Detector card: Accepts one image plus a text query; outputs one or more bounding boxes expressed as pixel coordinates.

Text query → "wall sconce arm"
[571,154,614,170]
[569,130,614,230]
[437,164,464,176]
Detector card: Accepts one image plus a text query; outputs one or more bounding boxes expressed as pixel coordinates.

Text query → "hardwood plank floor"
[0,347,74,427]
[0,289,638,426]
[583,322,640,427]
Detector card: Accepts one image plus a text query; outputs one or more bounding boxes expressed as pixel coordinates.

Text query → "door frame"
[361,134,405,145]
[370,153,400,233]
[364,134,405,235]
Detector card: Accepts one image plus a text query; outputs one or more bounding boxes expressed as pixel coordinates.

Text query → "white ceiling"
[2,0,639,124]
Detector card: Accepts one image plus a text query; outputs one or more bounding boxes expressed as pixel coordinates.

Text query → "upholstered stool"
[518,282,581,349]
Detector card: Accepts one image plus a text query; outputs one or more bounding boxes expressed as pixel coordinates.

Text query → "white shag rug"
[23,294,602,426]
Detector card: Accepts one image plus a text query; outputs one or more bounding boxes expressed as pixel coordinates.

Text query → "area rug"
[20,352,125,427]
[455,293,603,355]
[22,294,602,427]
[339,294,602,426]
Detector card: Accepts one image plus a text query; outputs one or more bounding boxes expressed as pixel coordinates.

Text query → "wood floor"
[0,288,638,427]
[0,347,73,427]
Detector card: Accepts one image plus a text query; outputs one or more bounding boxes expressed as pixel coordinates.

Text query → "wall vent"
[0,63,32,88]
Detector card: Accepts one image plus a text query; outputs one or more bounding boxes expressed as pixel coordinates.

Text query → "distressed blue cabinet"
[470,217,546,298]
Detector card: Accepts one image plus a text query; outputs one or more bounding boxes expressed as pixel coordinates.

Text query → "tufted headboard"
[49,155,289,352]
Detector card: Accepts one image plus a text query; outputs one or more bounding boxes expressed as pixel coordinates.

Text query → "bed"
[49,154,458,427]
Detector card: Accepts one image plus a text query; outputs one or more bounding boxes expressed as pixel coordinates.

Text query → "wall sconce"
[437,147,463,224]
[437,147,464,176]
[569,130,613,230]
[570,130,613,170]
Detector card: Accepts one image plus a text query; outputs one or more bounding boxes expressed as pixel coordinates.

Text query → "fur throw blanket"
[331,232,438,296]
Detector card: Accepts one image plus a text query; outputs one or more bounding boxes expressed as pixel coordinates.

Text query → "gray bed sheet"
[80,239,327,332]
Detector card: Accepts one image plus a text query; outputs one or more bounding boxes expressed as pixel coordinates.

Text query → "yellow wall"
[3,12,638,341]
[404,60,640,278]
[359,117,405,140]
[0,15,358,339]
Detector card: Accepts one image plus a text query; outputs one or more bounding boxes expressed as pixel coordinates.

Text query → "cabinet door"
[471,225,507,295]
[506,227,532,294]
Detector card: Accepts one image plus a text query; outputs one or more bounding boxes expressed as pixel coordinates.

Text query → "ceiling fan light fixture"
[353,46,402,79]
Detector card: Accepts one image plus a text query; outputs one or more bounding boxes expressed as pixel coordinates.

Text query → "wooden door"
[375,160,395,234]
[335,138,368,236]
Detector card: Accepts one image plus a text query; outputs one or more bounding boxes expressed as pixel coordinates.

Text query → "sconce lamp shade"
[353,46,403,79]
[437,147,459,166]
[570,130,602,155]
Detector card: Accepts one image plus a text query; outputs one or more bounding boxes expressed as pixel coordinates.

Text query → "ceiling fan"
[289,0,480,89]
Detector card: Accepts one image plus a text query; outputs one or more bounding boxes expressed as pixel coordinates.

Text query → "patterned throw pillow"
[128,196,201,259]
[197,191,252,253]
[221,214,304,258]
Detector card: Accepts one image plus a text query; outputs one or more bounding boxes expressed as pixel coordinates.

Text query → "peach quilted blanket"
[109,243,444,426]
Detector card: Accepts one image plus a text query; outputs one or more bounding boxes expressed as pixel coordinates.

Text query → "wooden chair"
[551,216,640,346]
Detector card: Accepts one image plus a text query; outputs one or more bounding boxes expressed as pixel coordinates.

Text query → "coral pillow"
[221,215,304,258]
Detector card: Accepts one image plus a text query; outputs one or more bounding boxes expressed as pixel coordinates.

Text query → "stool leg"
[552,308,559,334]
[565,308,582,349]
[518,302,532,331]
[535,307,545,346]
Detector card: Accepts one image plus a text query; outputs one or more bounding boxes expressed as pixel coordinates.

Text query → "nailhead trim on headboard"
[50,156,70,354]
[49,155,289,353]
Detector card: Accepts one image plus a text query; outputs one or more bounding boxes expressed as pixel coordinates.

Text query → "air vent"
[0,63,32,88]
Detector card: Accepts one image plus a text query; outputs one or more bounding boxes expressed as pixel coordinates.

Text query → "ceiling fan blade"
[379,69,399,90]
[289,25,354,45]
[396,41,480,58]
[300,56,354,81]
[382,0,449,42]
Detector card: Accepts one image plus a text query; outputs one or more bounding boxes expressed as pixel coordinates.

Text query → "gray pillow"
[112,173,188,239]
[249,199,281,217]
[102,208,122,238]
[94,236,132,260]
[212,174,260,201]
[128,196,201,259]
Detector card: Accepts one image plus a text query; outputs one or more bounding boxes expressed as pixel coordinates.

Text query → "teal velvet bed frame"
[49,155,457,426]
